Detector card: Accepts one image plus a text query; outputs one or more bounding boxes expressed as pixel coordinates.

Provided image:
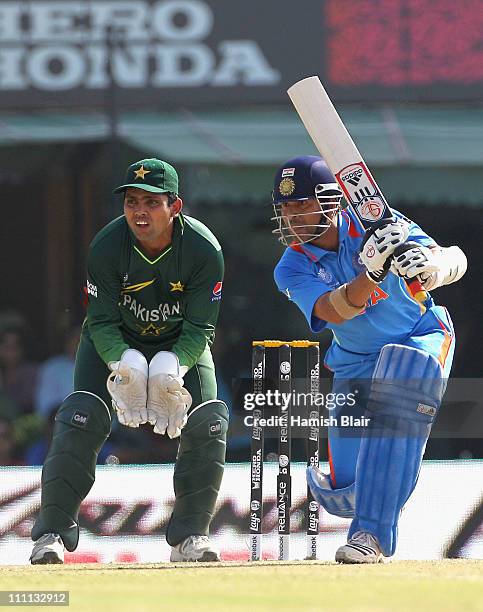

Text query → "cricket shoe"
[30,533,65,565]
[170,536,220,562]
[335,531,387,564]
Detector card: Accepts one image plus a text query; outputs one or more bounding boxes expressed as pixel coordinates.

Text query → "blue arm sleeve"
[392,209,437,247]
[274,253,331,333]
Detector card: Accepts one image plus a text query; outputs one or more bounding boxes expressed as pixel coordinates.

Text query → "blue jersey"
[274,208,438,370]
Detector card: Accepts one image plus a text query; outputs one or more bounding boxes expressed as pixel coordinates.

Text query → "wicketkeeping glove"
[107,349,149,427]
[360,219,409,282]
[147,352,192,439]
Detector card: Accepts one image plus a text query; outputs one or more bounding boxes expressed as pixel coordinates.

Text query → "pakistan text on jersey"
[121,294,180,322]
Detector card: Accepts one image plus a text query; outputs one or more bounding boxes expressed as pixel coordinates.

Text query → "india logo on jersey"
[317,266,335,285]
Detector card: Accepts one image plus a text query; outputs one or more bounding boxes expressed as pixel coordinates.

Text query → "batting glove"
[391,242,467,291]
[360,219,409,282]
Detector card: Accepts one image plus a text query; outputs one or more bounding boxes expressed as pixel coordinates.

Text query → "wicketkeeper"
[30,158,228,564]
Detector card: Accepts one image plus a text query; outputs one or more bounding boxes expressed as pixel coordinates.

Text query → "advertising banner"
[0,0,321,109]
[0,461,481,564]
[0,0,481,109]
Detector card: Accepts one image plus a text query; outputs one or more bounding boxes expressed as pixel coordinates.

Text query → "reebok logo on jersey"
[86,280,97,298]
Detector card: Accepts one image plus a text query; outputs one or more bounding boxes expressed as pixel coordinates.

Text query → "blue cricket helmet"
[271,155,343,246]
[272,155,339,204]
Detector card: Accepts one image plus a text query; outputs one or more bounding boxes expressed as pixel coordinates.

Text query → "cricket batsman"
[272,156,467,563]
[30,158,228,563]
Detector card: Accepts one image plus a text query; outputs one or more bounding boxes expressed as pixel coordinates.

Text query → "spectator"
[34,326,81,418]
[0,418,23,466]
[0,326,38,415]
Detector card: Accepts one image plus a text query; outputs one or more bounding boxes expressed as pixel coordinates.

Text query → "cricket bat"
[287,76,392,227]
[287,76,424,294]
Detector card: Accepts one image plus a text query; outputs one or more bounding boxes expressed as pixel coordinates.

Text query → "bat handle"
[393,242,427,302]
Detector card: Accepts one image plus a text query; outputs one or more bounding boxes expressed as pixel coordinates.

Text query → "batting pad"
[349,344,444,556]
[166,400,228,546]
[31,392,112,551]
[306,467,355,518]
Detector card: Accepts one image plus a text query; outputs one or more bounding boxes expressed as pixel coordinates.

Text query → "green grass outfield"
[0,560,482,612]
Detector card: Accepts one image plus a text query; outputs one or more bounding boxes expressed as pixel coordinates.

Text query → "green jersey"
[84,213,223,368]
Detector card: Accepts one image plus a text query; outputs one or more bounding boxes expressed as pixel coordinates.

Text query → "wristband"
[328,284,365,320]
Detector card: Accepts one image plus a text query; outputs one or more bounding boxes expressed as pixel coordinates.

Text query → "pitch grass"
[1,560,482,612]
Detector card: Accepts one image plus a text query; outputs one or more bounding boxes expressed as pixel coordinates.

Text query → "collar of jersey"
[131,214,185,265]
[294,212,350,262]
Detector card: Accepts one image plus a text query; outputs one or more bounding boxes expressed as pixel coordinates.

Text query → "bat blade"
[287,76,425,297]
[287,76,392,228]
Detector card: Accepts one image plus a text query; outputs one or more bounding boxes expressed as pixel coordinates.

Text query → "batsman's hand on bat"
[391,242,440,288]
[392,242,467,290]
[147,351,192,439]
[107,349,149,427]
[360,219,409,283]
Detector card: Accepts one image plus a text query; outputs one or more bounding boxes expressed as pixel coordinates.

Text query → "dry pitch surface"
[1,560,482,611]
